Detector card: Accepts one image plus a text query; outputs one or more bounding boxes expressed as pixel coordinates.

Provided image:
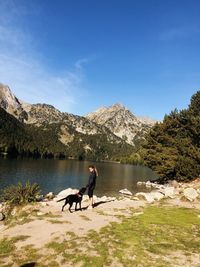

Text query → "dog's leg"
[75,202,78,211]
[69,203,73,213]
[62,204,66,211]
[62,199,68,212]
[79,201,82,211]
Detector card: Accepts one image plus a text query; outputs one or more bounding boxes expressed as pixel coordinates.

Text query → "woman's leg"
[88,189,94,208]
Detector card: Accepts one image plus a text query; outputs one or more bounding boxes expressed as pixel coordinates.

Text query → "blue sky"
[0,0,200,120]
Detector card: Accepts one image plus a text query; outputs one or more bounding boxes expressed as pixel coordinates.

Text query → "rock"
[183,188,199,202]
[170,180,180,188]
[135,192,154,203]
[57,188,78,198]
[119,188,132,196]
[46,192,54,200]
[150,191,165,201]
[35,195,44,202]
[0,212,5,221]
[136,191,164,202]
[151,183,165,190]
[137,181,146,186]
[160,187,177,198]
[132,197,140,201]
[145,181,152,188]
[54,188,79,202]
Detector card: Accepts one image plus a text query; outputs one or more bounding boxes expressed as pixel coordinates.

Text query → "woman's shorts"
[88,188,94,198]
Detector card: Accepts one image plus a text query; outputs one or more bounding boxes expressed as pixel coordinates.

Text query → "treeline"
[121,91,200,182]
[141,91,200,182]
[0,107,67,158]
[0,107,134,161]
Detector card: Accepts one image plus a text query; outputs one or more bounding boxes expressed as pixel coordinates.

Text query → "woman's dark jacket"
[87,171,96,190]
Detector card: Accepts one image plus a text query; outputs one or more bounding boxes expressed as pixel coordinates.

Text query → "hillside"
[0,107,133,160]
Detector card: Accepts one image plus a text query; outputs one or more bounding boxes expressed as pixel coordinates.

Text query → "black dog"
[57,187,86,213]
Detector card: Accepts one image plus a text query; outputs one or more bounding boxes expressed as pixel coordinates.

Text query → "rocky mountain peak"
[111,103,124,110]
[86,104,155,146]
[0,83,21,110]
[0,83,27,122]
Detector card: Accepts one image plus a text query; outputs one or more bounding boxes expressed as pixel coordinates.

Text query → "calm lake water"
[0,158,158,196]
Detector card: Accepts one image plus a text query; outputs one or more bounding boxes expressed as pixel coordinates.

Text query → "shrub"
[0,181,41,205]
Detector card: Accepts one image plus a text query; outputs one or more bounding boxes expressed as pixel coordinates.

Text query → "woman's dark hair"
[89,165,98,176]
[88,165,95,169]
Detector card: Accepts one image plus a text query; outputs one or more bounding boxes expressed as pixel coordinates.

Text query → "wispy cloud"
[0,0,86,113]
[75,58,89,70]
[160,26,200,42]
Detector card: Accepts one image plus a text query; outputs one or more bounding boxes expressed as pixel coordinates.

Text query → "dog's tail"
[57,197,67,202]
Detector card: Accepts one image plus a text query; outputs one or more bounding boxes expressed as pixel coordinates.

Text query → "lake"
[0,158,158,196]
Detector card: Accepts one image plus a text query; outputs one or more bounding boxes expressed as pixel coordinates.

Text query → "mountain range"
[0,83,157,160]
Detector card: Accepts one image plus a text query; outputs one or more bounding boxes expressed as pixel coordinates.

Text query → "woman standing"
[86,165,98,209]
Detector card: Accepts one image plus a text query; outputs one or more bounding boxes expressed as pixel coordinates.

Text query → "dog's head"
[78,187,86,195]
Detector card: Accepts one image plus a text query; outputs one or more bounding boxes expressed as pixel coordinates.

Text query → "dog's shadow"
[71,200,114,212]
[93,200,114,207]
[70,200,115,212]
[20,263,36,267]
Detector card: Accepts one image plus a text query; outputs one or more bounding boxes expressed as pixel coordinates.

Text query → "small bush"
[0,181,41,205]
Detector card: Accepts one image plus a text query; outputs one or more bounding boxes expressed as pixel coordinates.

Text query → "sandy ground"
[0,197,146,249]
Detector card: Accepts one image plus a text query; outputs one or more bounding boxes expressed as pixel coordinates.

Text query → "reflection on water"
[0,158,158,196]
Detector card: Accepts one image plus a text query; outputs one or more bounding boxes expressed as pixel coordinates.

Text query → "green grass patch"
[45,206,200,266]
[0,236,29,258]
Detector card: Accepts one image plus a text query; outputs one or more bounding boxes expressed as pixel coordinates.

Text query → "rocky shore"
[135,177,200,203]
[1,177,200,221]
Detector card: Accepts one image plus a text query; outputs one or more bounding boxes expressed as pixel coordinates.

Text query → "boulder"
[160,187,177,198]
[46,192,54,200]
[170,180,180,188]
[132,197,140,201]
[135,192,154,203]
[183,188,199,202]
[119,188,132,196]
[57,188,78,198]
[151,183,165,190]
[145,181,152,188]
[150,191,165,201]
[137,181,146,186]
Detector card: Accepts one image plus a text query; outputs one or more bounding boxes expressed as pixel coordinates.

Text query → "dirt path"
[1,198,146,249]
